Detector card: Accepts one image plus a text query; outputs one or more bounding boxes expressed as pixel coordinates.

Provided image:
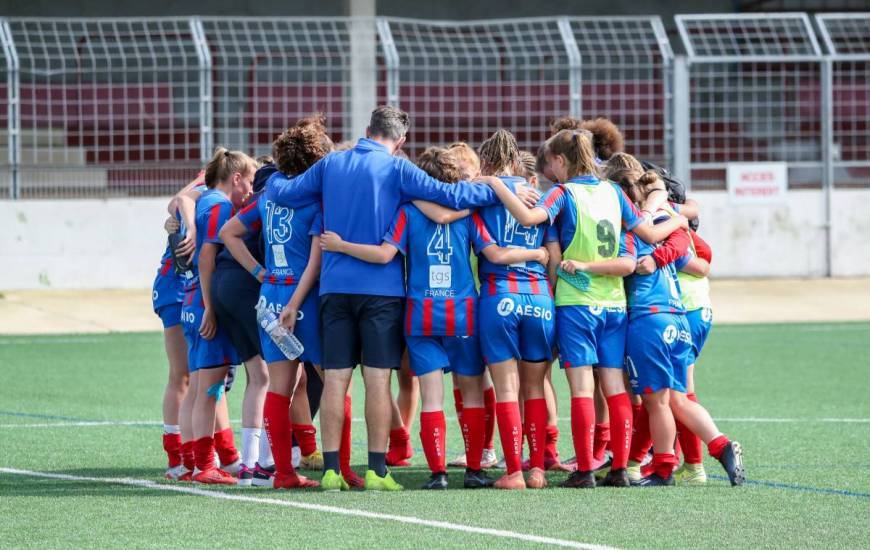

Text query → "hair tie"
[224,150,231,157]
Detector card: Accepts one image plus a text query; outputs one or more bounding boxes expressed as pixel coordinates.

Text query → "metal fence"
[0,14,868,198]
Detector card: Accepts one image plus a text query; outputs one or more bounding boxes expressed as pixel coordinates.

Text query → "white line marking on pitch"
[0,467,615,550]
[1,417,868,429]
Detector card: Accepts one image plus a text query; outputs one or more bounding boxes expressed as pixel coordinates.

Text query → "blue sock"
[368,452,387,477]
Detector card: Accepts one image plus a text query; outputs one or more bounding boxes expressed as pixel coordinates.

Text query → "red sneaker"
[342,470,365,489]
[193,467,238,485]
[274,473,320,489]
[178,471,193,483]
[493,471,526,490]
[386,458,412,467]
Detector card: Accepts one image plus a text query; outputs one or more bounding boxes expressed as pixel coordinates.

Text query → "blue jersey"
[623,233,691,319]
[384,205,494,337]
[187,188,235,291]
[268,138,498,298]
[236,184,323,285]
[538,176,644,252]
[475,176,550,297]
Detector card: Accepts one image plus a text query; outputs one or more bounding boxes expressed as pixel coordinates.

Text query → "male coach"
[269,106,539,490]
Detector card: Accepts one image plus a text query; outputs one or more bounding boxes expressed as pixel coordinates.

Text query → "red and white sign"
[727,163,788,204]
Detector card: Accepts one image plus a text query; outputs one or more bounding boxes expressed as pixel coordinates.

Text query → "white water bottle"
[255,302,304,360]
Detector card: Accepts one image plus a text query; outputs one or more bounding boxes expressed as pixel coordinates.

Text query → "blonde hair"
[517,150,537,180]
[416,147,462,183]
[542,130,598,180]
[478,129,521,176]
[447,141,480,179]
[204,147,256,189]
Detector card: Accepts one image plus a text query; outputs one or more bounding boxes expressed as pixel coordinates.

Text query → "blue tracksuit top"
[269,138,499,297]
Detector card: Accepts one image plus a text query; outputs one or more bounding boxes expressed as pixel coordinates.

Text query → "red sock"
[593,422,610,462]
[194,436,215,472]
[677,393,704,464]
[263,392,296,476]
[570,397,595,472]
[523,398,548,470]
[652,452,677,479]
[340,395,353,475]
[495,401,523,474]
[293,424,318,456]
[461,407,486,471]
[629,403,652,463]
[606,393,633,470]
[707,434,730,459]
[213,428,239,466]
[180,440,195,470]
[483,387,496,450]
[453,388,464,416]
[387,426,411,463]
[162,433,182,468]
[545,424,560,461]
[419,411,447,474]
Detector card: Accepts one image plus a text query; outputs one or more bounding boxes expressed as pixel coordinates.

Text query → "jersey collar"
[566,175,600,185]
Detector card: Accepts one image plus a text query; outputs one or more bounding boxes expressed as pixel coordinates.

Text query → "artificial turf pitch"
[1,322,868,549]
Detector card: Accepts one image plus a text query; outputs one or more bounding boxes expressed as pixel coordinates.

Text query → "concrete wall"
[1,191,869,291]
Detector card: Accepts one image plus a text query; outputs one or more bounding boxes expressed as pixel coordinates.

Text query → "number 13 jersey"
[539,175,644,308]
[384,203,495,337]
[475,176,551,297]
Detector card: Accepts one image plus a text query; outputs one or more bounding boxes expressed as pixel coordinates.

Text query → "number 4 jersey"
[475,176,551,297]
[384,203,495,336]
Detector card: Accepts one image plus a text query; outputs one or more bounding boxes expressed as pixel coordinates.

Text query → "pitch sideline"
[0,467,617,550]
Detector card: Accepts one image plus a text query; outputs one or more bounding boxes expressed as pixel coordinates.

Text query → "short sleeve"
[469,212,495,254]
[309,209,323,237]
[674,252,692,271]
[236,198,262,232]
[203,201,234,244]
[544,222,559,244]
[618,231,637,260]
[613,183,644,231]
[537,185,568,225]
[383,206,410,255]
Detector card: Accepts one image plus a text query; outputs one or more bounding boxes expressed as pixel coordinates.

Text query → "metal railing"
[0,14,867,199]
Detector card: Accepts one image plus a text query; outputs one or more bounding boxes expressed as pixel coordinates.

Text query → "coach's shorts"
[685,307,713,364]
[625,313,693,395]
[212,267,262,363]
[406,335,484,377]
[478,293,555,365]
[257,282,322,365]
[181,287,240,372]
[556,305,627,369]
[320,293,404,370]
[156,303,183,329]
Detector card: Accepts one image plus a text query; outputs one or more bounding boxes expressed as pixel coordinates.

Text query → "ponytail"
[204,147,255,189]
[543,129,598,180]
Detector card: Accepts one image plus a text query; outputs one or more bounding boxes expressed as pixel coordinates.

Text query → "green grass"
[1,323,869,549]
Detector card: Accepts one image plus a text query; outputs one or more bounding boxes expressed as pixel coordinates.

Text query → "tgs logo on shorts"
[496,297,553,320]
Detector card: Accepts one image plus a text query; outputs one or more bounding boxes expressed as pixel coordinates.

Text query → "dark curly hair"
[272,114,334,176]
[581,117,624,161]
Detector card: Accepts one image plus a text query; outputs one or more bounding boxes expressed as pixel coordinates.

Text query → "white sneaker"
[221,458,242,475]
[165,465,187,480]
[481,448,499,469]
[448,453,468,468]
[291,445,301,468]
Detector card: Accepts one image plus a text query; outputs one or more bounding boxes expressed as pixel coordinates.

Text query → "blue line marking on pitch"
[0,410,92,422]
[708,474,870,499]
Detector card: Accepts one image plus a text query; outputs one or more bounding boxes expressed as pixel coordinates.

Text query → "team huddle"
[151,105,745,491]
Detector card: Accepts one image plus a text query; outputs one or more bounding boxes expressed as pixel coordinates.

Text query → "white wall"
[1,191,869,290]
[693,189,870,278]
[1,198,170,290]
